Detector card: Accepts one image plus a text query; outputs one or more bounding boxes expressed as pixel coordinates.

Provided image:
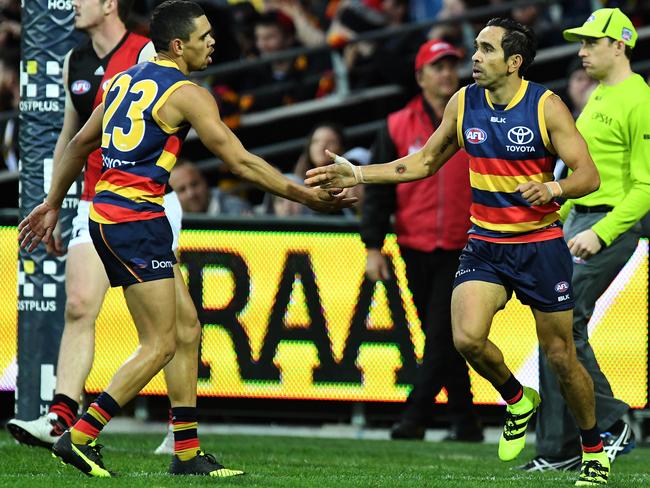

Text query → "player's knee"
[64,291,98,324]
[542,342,573,377]
[188,318,202,345]
[152,337,177,367]
[453,332,484,361]
[176,305,201,347]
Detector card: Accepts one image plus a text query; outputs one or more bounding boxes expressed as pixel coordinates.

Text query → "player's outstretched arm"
[18,103,103,251]
[304,92,461,189]
[172,84,357,212]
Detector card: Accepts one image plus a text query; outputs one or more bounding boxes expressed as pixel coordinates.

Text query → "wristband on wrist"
[333,154,364,184]
[543,181,563,198]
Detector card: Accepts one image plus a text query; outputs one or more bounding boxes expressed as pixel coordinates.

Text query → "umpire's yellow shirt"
[559,73,650,245]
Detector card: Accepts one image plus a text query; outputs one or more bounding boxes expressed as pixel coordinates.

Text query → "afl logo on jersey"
[465,128,487,144]
[554,281,570,293]
[71,80,91,95]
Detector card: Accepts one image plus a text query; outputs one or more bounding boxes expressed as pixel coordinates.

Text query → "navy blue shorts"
[89,217,177,288]
[453,237,574,312]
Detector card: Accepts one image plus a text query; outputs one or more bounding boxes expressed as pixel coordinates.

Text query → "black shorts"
[89,217,177,288]
[453,237,574,312]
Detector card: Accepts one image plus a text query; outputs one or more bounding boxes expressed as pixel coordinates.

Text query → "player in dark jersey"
[19,0,355,478]
[6,0,178,455]
[305,18,611,487]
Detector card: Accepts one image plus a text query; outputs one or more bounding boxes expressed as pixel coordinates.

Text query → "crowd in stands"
[1,0,650,214]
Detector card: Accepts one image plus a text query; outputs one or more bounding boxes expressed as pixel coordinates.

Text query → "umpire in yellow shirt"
[523,8,650,472]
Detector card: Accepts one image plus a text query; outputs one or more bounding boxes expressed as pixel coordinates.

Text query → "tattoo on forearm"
[395,164,406,174]
[438,136,453,155]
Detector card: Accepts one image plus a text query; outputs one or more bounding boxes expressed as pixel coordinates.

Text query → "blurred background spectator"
[169,160,252,216]
[293,121,368,216]
[0,0,20,49]
[293,121,346,179]
[235,10,334,113]
[265,0,327,47]
[561,57,597,119]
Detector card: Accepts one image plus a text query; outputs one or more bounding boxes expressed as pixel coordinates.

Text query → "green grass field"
[1,431,648,487]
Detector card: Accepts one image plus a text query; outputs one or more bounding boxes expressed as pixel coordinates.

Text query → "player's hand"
[45,219,65,256]
[304,150,362,189]
[516,181,555,206]
[304,187,358,213]
[366,249,390,281]
[18,201,60,252]
[567,229,602,260]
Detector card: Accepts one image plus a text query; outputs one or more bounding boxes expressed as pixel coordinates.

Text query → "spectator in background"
[230,1,261,59]
[562,57,597,118]
[329,0,424,89]
[294,122,346,178]
[265,0,327,47]
[558,0,595,29]
[0,0,21,49]
[289,122,344,216]
[361,39,482,441]
[237,10,334,113]
[522,8,647,473]
[427,0,475,62]
[169,160,252,216]
[289,121,365,218]
[510,3,563,48]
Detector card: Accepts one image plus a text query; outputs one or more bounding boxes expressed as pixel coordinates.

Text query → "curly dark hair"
[486,17,537,75]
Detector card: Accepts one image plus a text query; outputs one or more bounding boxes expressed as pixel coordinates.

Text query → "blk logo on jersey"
[465,128,487,144]
[71,80,91,95]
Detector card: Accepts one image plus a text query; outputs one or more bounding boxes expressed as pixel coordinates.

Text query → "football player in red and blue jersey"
[19,0,355,478]
[305,18,610,486]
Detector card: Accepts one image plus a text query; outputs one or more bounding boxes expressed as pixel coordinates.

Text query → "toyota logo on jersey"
[507,126,534,145]
[465,128,487,144]
[71,80,91,95]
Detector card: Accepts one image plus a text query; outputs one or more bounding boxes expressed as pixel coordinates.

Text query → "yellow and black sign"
[1,227,648,406]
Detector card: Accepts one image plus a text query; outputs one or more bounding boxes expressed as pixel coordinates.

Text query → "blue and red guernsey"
[90,60,193,224]
[457,80,562,243]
